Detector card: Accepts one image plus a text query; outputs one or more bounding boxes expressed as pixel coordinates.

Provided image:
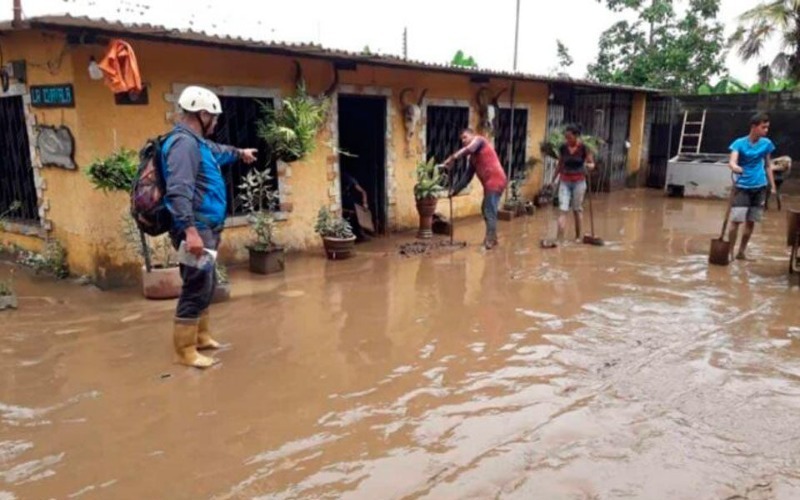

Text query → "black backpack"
[130,135,173,236]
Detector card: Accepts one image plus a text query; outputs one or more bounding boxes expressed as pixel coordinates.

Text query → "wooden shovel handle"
[719,176,737,240]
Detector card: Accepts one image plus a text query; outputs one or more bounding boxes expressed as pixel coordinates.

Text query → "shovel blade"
[709,238,731,266]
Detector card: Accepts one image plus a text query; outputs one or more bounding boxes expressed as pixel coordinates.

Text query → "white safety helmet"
[178,85,222,115]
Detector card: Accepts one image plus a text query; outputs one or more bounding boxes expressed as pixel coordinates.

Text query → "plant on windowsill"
[314,206,355,260]
[239,167,285,275]
[257,83,330,164]
[414,158,446,239]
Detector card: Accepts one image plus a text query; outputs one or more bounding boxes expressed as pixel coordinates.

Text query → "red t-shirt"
[454,137,508,193]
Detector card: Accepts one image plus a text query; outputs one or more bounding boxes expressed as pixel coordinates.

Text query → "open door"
[338,95,387,236]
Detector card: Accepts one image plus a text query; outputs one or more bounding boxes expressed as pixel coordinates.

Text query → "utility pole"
[12,0,22,28]
[403,27,408,60]
[505,0,521,202]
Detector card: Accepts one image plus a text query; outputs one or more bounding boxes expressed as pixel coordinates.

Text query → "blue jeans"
[172,228,220,320]
[482,191,501,242]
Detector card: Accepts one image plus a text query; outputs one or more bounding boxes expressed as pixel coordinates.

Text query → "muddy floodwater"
[2,190,800,499]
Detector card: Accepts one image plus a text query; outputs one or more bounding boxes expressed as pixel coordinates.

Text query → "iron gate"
[645,96,674,189]
[495,108,529,179]
[569,92,631,192]
[213,96,276,215]
[0,96,38,223]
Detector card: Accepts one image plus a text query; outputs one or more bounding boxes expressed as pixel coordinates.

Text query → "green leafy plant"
[730,0,800,80]
[508,157,541,204]
[17,239,69,279]
[414,158,445,200]
[86,149,138,192]
[314,207,354,239]
[257,84,330,163]
[451,50,478,68]
[239,167,280,251]
[540,128,604,161]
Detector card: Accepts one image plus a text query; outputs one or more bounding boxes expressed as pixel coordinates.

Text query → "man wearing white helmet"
[163,85,258,369]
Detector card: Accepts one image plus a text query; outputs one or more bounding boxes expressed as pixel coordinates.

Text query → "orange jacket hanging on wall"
[97,39,143,94]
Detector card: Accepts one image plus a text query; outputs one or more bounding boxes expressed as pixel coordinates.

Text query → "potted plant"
[502,157,540,218]
[122,215,181,300]
[86,148,139,192]
[314,206,355,260]
[414,158,445,239]
[239,167,285,275]
[87,148,179,299]
[257,83,330,163]
[212,262,231,303]
[0,270,17,311]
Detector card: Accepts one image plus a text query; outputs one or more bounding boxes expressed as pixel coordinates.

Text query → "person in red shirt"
[552,124,595,244]
[443,128,508,249]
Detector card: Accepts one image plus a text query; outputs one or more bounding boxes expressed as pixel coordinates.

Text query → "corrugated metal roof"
[14,14,660,93]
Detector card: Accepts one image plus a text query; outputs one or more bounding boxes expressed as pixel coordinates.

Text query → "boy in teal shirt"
[728,113,776,261]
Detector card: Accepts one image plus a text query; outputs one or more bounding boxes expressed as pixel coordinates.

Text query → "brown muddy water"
[1,190,800,500]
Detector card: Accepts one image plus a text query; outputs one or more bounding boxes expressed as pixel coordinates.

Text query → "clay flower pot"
[248,246,285,275]
[322,236,356,260]
[416,197,438,239]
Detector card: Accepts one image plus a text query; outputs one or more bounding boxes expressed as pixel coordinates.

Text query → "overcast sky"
[5,0,771,86]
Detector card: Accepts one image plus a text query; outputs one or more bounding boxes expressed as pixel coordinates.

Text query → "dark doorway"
[0,96,38,223]
[338,95,387,235]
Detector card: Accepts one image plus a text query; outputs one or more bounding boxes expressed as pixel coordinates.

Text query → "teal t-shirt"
[729,136,775,189]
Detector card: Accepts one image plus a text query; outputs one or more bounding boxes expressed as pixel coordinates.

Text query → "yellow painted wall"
[627,93,647,182]
[0,29,639,285]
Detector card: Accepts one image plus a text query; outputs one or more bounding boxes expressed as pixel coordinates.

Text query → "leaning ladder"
[677,109,707,155]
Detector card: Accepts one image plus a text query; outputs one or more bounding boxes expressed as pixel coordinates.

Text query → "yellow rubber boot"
[197,310,221,350]
[173,320,217,368]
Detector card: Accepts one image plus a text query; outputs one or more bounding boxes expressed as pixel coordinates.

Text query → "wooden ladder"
[677,109,707,155]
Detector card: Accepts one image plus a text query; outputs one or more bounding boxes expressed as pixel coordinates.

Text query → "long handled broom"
[582,166,604,246]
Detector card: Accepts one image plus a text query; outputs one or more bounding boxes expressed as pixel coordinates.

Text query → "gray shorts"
[559,180,587,212]
[730,187,766,223]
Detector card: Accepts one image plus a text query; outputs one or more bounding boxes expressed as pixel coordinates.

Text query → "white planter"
[141,265,182,300]
[0,294,18,311]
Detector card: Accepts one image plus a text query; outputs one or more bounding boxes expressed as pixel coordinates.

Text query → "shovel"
[582,167,604,246]
[709,184,736,266]
[540,169,561,249]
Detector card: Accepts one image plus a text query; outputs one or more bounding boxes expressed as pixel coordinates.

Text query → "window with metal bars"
[495,108,529,179]
[0,96,39,224]
[426,105,469,163]
[426,105,469,189]
[212,95,278,216]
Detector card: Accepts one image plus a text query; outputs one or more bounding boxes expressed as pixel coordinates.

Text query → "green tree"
[730,1,800,81]
[556,40,574,69]
[588,0,726,92]
[451,50,478,68]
